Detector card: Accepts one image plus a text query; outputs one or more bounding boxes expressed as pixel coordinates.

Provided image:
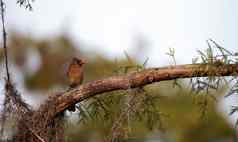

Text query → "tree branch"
[52,63,238,116]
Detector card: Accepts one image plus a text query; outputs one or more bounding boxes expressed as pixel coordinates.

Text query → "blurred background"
[0,0,237,141]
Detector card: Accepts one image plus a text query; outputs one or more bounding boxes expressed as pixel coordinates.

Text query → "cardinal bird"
[67,57,85,111]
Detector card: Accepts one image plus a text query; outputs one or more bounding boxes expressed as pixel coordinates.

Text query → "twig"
[29,128,46,142]
[0,0,10,82]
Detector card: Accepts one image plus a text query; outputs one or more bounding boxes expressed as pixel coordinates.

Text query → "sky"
[6,0,238,65]
[3,0,238,125]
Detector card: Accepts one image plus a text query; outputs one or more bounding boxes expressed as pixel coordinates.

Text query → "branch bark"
[52,63,238,116]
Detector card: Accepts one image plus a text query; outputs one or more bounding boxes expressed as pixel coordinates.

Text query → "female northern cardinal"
[67,57,85,88]
[66,57,85,111]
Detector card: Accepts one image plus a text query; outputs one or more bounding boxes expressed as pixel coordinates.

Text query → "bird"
[66,57,85,111]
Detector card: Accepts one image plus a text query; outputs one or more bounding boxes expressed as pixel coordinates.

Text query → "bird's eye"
[77,61,82,64]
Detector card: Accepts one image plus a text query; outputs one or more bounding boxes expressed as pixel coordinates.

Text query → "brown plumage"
[66,57,85,111]
[67,57,85,88]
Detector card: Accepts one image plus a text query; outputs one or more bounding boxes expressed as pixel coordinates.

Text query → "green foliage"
[166,47,176,65]
[195,39,235,65]
[65,81,235,142]
[189,39,238,120]
[192,39,238,107]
